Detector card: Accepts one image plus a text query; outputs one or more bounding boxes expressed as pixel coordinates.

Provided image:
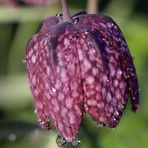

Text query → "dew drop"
[108,22,114,28]
[72,137,81,147]
[97,122,104,128]
[84,31,89,35]
[38,118,41,122]
[31,55,36,63]
[34,109,37,114]
[132,97,136,100]
[51,87,56,93]
[56,135,66,147]
[9,134,16,142]
[72,17,79,24]
[112,128,115,131]
[40,121,45,126]
[22,59,26,63]
[82,35,86,39]
[113,118,116,121]
[131,73,135,77]
[56,13,63,17]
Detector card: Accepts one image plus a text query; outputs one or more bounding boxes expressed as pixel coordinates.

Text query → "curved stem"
[61,0,71,22]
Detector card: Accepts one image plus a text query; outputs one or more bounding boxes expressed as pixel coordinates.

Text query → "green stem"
[61,0,71,22]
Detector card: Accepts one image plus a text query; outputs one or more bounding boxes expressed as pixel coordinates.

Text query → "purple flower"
[25,0,139,145]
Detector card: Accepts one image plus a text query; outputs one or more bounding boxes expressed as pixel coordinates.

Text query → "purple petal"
[26,20,84,142]
[74,14,139,127]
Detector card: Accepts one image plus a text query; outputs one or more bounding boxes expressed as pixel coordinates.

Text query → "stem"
[87,0,98,14]
[61,0,71,22]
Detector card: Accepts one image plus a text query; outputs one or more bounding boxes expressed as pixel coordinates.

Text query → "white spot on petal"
[61,108,68,117]
[115,90,121,100]
[66,98,74,109]
[113,79,119,87]
[64,38,70,48]
[116,69,122,79]
[36,101,43,110]
[114,111,119,116]
[97,102,104,108]
[86,76,95,85]
[34,89,39,96]
[92,67,99,76]
[46,67,50,75]
[51,87,56,93]
[58,123,64,131]
[106,92,112,102]
[32,76,36,85]
[109,64,115,77]
[83,59,92,71]
[32,55,36,63]
[87,100,97,106]
[68,111,76,124]
[58,92,64,102]
[55,80,62,90]
[74,105,82,116]
[78,49,83,61]
[72,91,79,98]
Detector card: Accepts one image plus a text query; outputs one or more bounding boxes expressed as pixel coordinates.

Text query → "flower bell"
[25,0,139,145]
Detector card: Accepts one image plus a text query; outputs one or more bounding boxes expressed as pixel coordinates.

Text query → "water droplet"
[131,73,135,76]
[97,122,104,128]
[38,119,41,122]
[56,135,66,147]
[127,75,130,78]
[84,31,89,35]
[34,109,37,114]
[22,59,26,63]
[113,118,116,121]
[72,17,79,24]
[112,128,115,131]
[82,35,86,39]
[40,121,45,125]
[9,134,16,142]
[56,13,63,17]
[132,97,136,100]
[72,137,81,147]
[51,87,56,93]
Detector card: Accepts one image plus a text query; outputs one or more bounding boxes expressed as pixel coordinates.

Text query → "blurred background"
[0,0,148,148]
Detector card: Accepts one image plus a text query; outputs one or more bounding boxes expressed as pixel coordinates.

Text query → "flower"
[25,0,139,145]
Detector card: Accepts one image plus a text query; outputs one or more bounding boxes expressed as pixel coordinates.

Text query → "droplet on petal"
[72,137,81,147]
[56,135,67,147]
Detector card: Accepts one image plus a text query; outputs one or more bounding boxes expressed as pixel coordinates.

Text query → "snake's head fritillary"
[25,1,139,145]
